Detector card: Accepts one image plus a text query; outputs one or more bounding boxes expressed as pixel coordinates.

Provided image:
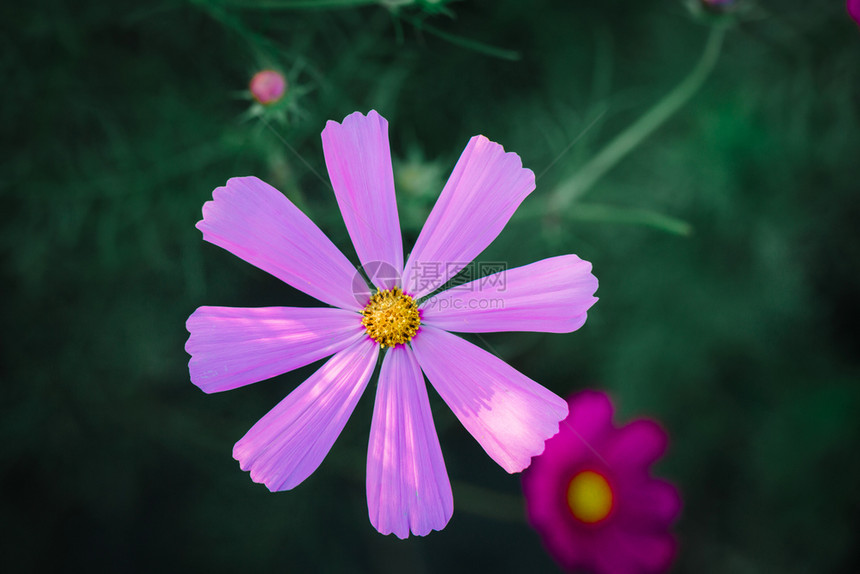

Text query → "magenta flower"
[849,0,860,27]
[186,110,598,538]
[522,390,682,574]
[249,70,287,105]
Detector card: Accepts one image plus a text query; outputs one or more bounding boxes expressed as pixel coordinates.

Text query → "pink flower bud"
[249,70,287,105]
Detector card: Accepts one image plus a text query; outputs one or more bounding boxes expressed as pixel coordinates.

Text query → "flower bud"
[249,70,287,105]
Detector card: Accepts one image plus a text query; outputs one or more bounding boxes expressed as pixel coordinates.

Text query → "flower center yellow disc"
[361,287,420,348]
[567,470,613,524]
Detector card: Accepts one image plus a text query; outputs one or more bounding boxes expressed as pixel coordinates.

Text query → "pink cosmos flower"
[249,70,287,105]
[186,110,599,538]
[849,0,860,27]
[522,390,682,574]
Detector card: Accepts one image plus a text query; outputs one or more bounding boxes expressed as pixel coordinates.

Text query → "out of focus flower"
[186,110,599,538]
[849,0,860,27]
[523,390,681,574]
[686,0,741,19]
[249,69,287,105]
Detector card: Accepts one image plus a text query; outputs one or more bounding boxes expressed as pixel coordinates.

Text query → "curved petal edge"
[197,176,364,310]
[411,325,567,473]
[232,337,379,492]
[322,111,404,288]
[367,346,453,538]
[186,306,364,393]
[402,136,536,298]
[420,254,598,333]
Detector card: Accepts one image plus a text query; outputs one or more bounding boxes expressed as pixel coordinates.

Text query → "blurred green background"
[4,0,860,572]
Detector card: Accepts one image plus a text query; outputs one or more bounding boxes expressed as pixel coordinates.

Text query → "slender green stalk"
[550,26,725,208]
[400,14,522,61]
[567,203,693,236]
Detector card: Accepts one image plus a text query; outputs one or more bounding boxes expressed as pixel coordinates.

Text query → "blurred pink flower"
[849,0,860,26]
[186,110,599,537]
[522,390,681,574]
[249,70,287,104]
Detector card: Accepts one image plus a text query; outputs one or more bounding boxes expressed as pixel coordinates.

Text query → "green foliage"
[3,0,859,572]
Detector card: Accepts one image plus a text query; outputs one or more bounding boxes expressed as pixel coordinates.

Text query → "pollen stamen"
[361,287,420,348]
[567,470,614,524]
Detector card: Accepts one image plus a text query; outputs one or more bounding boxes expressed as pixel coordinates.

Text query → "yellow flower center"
[361,287,420,348]
[567,470,613,524]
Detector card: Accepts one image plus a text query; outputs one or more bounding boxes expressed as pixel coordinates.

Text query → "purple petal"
[186,306,364,394]
[322,111,403,289]
[420,254,598,333]
[232,337,379,491]
[411,325,567,473]
[522,470,596,571]
[197,176,364,310]
[849,0,860,26]
[532,390,615,478]
[589,529,647,574]
[401,136,535,298]
[367,346,453,538]
[624,533,677,574]
[623,479,682,527]
[594,529,676,574]
[605,419,668,473]
[565,390,615,438]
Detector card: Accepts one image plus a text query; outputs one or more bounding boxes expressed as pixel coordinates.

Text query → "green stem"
[568,203,693,236]
[399,14,521,61]
[550,26,725,208]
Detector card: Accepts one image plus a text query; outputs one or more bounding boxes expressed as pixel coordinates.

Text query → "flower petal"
[624,532,677,574]
[595,529,676,574]
[186,306,364,394]
[605,419,669,473]
[522,392,616,535]
[197,176,364,310]
[532,390,615,477]
[411,325,567,473]
[420,254,598,333]
[232,337,379,491]
[622,479,682,527]
[322,111,404,290]
[565,390,615,442]
[367,345,453,538]
[401,136,535,298]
